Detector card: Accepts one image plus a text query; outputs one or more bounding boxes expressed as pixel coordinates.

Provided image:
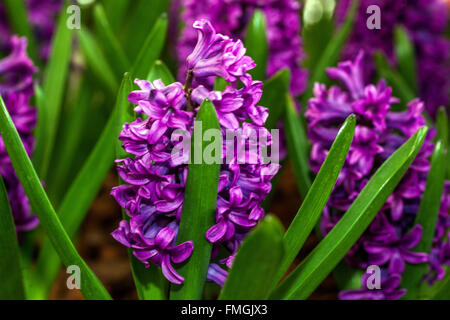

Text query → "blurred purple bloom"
[0,36,38,233]
[111,20,279,285]
[306,51,449,299]
[176,0,307,97]
[364,224,428,274]
[0,36,37,96]
[336,0,450,118]
[0,0,62,60]
[339,273,406,300]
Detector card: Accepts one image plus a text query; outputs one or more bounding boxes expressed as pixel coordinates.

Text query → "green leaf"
[432,272,450,300]
[33,1,73,180]
[0,177,26,299]
[103,0,130,32]
[147,60,176,84]
[30,74,133,299]
[374,51,416,105]
[394,26,418,92]
[401,140,447,299]
[436,107,448,148]
[170,99,221,300]
[273,114,355,285]
[283,94,312,199]
[124,0,169,60]
[129,257,169,300]
[333,262,364,290]
[131,13,168,79]
[436,107,450,178]
[78,28,119,93]
[261,69,290,131]
[270,126,428,299]
[302,0,335,70]
[3,0,38,63]
[45,78,94,204]
[214,77,228,91]
[93,4,130,77]
[219,216,285,300]
[244,9,268,81]
[0,94,111,300]
[302,0,359,106]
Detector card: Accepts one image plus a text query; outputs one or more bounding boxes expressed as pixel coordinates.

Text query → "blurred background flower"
[306,51,450,300]
[336,0,450,118]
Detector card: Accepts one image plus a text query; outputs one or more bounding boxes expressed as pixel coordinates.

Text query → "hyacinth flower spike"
[111,19,280,285]
[306,50,449,300]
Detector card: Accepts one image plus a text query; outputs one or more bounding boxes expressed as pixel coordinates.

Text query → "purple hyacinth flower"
[0,36,38,233]
[0,36,37,97]
[339,273,406,300]
[306,50,449,299]
[186,20,255,84]
[112,219,193,284]
[206,263,228,287]
[364,225,428,275]
[336,0,450,118]
[111,19,280,285]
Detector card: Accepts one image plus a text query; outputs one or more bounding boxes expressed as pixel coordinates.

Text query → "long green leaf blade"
[374,51,416,105]
[270,126,428,299]
[45,78,94,203]
[93,4,131,77]
[3,0,37,62]
[436,107,448,148]
[79,28,118,93]
[261,69,290,131]
[401,140,447,298]
[147,60,176,84]
[219,216,285,300]
[274,114,355,284]
[244,9,268,81]
[283,94,312,199]
[436,107,449,178]
[124,0,169,60]
[103,0,130,31]
[170,99,221,300]
[0,177,26,299]
[33,1,73,180]
[302,0,335,71]
[0,94,111,299]
[394,26,418,92]
[131,13,168,79]
[31,74,133,298]
[302,0,359,106]
[433,272,450,299]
